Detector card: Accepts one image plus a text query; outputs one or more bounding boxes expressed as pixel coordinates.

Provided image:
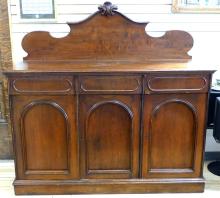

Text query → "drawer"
[145,74,208,93]
[79,75,142,94]
[10,77,74,95]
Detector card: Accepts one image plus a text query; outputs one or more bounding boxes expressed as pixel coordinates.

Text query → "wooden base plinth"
[14,178,205,195]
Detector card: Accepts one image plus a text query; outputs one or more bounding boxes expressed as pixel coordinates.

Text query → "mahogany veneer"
[4,2,215,195]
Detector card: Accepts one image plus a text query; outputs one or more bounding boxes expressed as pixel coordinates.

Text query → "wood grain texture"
[21,3,193,61]
[79,95,140,179]
[12,95,79,180]
[0,0,13,158]
[8,72,211,193]
[149,100,196,170]
[14,179,205,194]
[4,59,215,74]
[4,2,214,194]
[0,0,12,112]
[21,101,69,173]
[145,74,208,93]
[142,93,208,179]
[11,77,74,95]
[79,75,141,94]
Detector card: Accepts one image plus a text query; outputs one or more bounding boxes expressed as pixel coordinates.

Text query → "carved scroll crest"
[98,2,118,16]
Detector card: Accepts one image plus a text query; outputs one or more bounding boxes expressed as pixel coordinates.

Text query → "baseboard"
[14,178,205,194]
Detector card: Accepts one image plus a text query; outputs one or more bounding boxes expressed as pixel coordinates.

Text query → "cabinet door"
[142,94,207,178]
[79,95,140,179]
[12,95,79,180]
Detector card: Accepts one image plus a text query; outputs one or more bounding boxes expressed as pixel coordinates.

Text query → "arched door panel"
[142,94,207,178]
[12,95,79,180]
[79,95,140,179]
[22,102,68,172]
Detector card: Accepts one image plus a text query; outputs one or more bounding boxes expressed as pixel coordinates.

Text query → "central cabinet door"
[79,95,141,179]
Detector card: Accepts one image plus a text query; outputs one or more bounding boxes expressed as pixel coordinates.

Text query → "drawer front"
[79,75,142,94]
[10,77,74,95]
[145,74,209,94]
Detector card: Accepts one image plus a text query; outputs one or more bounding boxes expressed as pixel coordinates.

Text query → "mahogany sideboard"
[4,2,215,195]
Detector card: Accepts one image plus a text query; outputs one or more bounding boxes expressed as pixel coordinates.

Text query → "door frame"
[0,0,13,158]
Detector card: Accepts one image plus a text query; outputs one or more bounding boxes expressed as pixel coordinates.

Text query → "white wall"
[9,0,220,66]
[8,0,220,151]
[206,129,220,152]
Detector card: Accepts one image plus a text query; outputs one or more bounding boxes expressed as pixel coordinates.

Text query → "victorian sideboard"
[4,2,215,195]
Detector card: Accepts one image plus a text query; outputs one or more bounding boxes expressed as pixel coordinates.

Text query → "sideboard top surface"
[4,60,216,75]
